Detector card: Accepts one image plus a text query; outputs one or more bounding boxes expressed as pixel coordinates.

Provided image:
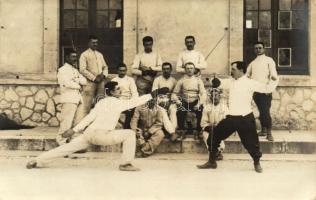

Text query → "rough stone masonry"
[0,85,316,130]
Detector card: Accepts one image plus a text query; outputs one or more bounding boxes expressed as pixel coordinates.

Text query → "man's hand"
[61,129,75,138]
[139,66,149,71]
[193,104,201,111]
[135,128,143,138]
[94,74,105,83]
[151,87,169,98]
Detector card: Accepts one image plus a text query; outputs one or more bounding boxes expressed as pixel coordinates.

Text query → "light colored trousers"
[56,103,79,145]
[36,129,136,167]
[141,129,165,155]
[75,80,105,124]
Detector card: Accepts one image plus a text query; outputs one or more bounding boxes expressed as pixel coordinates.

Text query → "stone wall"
[0,85,61,127]
[0,85,316,130]
[254,87,316,131]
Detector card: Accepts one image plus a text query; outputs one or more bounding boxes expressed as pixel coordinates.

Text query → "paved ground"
[0,151,315,200]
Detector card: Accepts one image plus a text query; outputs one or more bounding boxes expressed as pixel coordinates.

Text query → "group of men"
[26,34,278,173]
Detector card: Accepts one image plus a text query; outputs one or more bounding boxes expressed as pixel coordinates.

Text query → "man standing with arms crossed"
[77,35,109,124]
[197,61,278,173]
[132,36,162,95]
[247,42,278,141]
[26,81,169,171]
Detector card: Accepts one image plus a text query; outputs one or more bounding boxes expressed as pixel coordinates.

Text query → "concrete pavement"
[0,151,315,200]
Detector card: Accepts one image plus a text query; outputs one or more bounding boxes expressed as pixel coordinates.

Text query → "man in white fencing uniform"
[26,81,169,171]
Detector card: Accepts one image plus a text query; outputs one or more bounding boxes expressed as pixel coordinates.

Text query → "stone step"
[0,127,316,154]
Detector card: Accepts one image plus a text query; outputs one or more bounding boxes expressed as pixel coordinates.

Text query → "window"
[60,0,123,73]
[244,0,309,75]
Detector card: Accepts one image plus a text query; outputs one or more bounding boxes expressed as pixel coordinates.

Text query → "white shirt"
[201,102,229,128]
[132,51,162,75]
[57,63,87,104]
[176,49,207,72]
[73,95,152,132]
[111,76,139,100]
[171,75,207,104]
[79,48,108,81]
[228,76,278,116]
[247,54,278,84]
[152,75,177,92]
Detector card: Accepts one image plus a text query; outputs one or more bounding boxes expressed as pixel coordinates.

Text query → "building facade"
[0,0,315,130]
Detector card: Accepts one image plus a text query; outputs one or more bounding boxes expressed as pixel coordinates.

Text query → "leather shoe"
[254,162,263,173]
[26,160,37,169]
[196,161,217,169]
[216,152,224,161]
[74,149,87,154]
[266,134,274,142]
[119,163,141,171]
[258,127,267,136]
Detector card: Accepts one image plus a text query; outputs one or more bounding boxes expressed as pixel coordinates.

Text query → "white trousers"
[36,129,136,167]
[56,103,78,145]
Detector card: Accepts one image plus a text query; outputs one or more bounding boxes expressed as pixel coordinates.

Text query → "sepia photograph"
[0,0,315,199]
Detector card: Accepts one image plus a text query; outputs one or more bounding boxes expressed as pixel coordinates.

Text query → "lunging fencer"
[26,81,169,171]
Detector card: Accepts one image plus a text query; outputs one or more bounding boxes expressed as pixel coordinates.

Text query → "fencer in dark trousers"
[197,61,278,173]
[26,81,169,171]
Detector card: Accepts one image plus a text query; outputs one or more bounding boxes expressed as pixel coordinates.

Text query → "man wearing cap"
[152,62,178,129]
[131,99,175,158]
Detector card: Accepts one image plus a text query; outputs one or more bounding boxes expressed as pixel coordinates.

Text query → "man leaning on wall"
[56,50,87,145]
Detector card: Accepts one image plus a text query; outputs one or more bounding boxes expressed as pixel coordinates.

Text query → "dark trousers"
[122,108,135,129]
[207,113,262,162]
[176,100,203,131]
[253,92,272,129]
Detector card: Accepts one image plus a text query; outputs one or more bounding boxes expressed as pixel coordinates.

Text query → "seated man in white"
[201,77,228,160]
[171,62,207,139]
[112,63,138,129]
[152,62,177,130]
[26,81,169,171]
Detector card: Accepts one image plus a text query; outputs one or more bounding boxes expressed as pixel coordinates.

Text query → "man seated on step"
[26,81,170,171]
[152,62,178,130]
[171,62,207,140]
[130,99,175,158]
[201,77,228,161]
[112,63,139,129]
